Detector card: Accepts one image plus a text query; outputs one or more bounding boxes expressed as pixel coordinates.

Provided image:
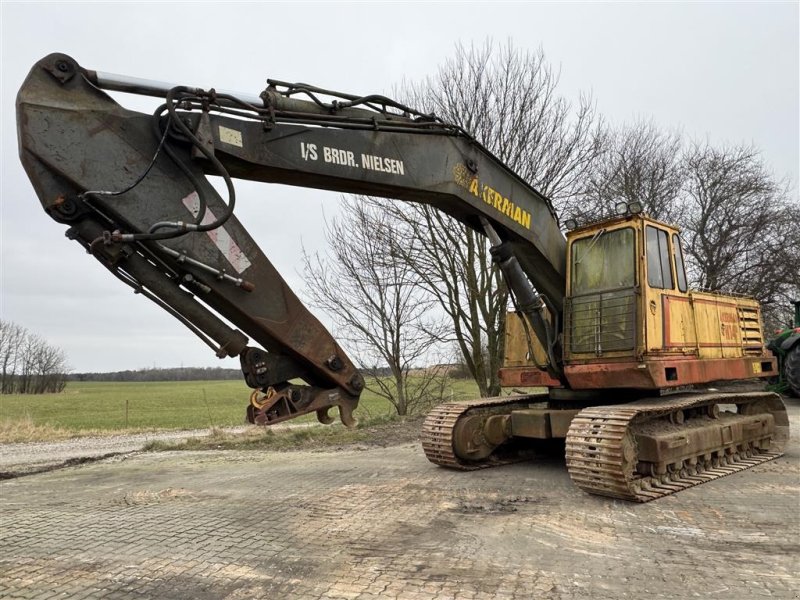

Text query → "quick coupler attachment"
[246,384,358,428]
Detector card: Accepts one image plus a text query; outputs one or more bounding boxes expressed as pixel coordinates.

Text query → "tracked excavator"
[17,53,789,502]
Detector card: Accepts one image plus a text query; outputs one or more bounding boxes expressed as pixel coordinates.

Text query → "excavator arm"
[16,53,567,426]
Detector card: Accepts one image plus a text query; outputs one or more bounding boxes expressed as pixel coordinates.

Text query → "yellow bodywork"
[504,214,768,372]
[504,310,549,368]
[647,290,764,359]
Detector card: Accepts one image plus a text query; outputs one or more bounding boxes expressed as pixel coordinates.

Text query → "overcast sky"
[1,2,798,372]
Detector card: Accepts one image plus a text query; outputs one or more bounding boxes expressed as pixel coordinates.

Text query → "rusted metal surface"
[634,412,774,464]
[17,52,571,429]
[499,366,563,388]
[421,395,547,469]
[510,408,581,439]
[509,409,551,439]
[16,53,367,424]
[662,294,766,353]
[564,356,778,389]
[425,390,790,502]
[565,391,788,501]
[17,50,793,519]
[565,288,637,355]
[247,385,357,427]
[555,216,777,389]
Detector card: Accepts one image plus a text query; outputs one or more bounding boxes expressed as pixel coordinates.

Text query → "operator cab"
[564,211,688,361]
[560,210,775,389]
[566,214,641,358]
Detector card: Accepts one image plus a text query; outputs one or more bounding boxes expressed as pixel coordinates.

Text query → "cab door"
[643,224,678,353]
[644,223,702,357]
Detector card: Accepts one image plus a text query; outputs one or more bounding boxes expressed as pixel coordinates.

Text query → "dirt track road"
[0,426,253,476]
[1,397,799,599]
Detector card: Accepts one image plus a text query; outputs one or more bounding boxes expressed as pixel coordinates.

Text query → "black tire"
[785,344,800,398]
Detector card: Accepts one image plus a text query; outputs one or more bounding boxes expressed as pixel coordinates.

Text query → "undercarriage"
[422,390,788,502]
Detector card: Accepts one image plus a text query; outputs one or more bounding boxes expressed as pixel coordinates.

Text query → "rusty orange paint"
[499,367,563,388]
[564,356,777,390]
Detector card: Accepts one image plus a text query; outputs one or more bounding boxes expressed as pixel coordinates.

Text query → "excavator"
[16,53,789,502]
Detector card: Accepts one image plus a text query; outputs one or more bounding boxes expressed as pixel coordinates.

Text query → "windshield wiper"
[575,228,606,264]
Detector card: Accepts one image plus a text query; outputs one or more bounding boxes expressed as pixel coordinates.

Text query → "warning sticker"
[182,192,252,274]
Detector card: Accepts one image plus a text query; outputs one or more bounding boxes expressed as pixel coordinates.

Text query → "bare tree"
[0,321,24,393]
[571,119,797,331]
[17,332,42,394]
[570,119,684,222]
[402,41,603,208]
[0,320,68,394]
[380,201,507,398]
[678,142,800,328]
[302,197,448,416]
[33,341,68,394]
[376,40,603,397]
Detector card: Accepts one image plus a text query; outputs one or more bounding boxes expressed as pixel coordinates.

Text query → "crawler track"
[565,392,788,502]
[422,395,543,469]
[423,391,789,502]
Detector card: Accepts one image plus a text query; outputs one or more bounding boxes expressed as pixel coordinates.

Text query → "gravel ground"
[0,425,252,476]
[1,395,798,599]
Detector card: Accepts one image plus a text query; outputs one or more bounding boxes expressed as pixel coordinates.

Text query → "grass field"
[0,378,482,442]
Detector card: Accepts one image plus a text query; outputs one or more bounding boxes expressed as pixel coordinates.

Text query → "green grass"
[1,380,252,433]
[0,378,482,441]
[143,413,412,453]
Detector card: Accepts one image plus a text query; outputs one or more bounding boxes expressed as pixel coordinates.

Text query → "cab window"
[672,233,688,292]
[571,228,635,294]
[646,226,674,289]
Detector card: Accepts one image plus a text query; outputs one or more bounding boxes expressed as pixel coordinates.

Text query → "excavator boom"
[17,53,565,425]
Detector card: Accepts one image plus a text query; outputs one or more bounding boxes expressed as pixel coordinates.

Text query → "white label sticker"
[218,125,243,147]
[182,192,252,274]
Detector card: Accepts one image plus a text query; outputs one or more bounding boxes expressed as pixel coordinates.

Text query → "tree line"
[69,367,242,382]
[302,41,799,415]
[0,320,69,394]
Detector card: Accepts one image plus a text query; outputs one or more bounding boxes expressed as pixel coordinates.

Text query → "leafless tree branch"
[301,197,449,415]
